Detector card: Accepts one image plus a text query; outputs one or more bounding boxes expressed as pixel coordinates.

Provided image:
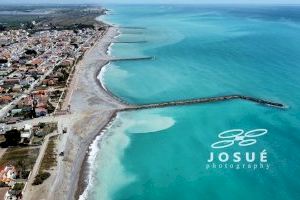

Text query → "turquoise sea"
[81,5,300,200]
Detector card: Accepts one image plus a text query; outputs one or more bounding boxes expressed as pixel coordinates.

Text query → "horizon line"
[1,2,300,6]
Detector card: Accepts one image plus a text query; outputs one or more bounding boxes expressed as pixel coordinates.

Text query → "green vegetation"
[0,15,43,29]
[38,122,57,135]
[33,135,58,186]
[32,122,57,145]
[12,182,25,191]
[0,182,9,187]
[3,129,21,146]
[32,171,50,185]
[39,135,58,171]
[0,147,39,170]
[0,135,5,143]
[31,136,44,145]
[0,5,105,30]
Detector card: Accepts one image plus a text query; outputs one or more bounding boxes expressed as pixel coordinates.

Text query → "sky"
[1,0,300,4]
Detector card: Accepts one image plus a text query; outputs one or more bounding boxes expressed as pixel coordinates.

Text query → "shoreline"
[75,111,118,200]
[95,60,132,106]
[74,25,126,200]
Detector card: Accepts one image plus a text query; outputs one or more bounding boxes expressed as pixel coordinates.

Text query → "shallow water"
[82,5,300,200]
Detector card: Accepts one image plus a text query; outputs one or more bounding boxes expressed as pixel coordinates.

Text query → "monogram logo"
[211,129,268,149]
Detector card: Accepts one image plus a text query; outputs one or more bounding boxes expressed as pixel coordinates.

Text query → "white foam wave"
[78,134,103,200]
[79,119,116,200]
[98,62,110,92]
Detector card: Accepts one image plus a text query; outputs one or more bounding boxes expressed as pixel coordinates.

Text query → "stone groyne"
[119,26,146,30]
[113,41,148,43]
[108,56,154,62]
[120,95,285,112]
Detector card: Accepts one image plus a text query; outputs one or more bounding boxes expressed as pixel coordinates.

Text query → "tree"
[0,24,6,31]
[16,159,27,178]
[4,129,21,146]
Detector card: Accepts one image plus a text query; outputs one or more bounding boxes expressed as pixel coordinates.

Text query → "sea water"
[81,5,300,200]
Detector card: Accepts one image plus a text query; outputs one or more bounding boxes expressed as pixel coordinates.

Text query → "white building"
[21,124,33,139]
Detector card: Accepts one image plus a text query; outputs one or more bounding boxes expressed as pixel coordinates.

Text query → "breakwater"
[121,31,144,35]
[113,41,147,43]
[119,26,146,30]
[120,95,285,111]
[108,56,154,61]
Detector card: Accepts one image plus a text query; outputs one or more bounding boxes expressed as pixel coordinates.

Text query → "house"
[32,90,47,95]
[31,58,43,66]
[25,76,35,85]
[17,66,28,72]
[35,107,47,117]
[0,165,17,185]
[42,78,57,86]
[34,93,48,108]
[21,124,33,139]
[0,96,12,104]
[0,124,9,135]
[17,96,32,109]
[5,190,18,200]
[3,79,20,86]
[27,68,38,76]
[37,68,45,75]
[60,58,74,67]
[0,87,5,93]
[8,72,22,79]
[0,69,10,77]
[12,85,21,93]
[10,109,22,116]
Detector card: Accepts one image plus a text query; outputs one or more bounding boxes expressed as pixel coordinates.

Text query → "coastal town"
[0,15,106,199]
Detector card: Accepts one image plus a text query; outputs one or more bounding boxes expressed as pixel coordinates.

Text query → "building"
[0,96,12,105]
[35,107,47,117]
[20,124,33,139]
[0,165,17,185]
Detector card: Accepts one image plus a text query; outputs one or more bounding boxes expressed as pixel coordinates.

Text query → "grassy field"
[0,147,39,170]
[0,135,5,143]
[31,122,58,145]
[38,122,57,135]
[39,135,58,172]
